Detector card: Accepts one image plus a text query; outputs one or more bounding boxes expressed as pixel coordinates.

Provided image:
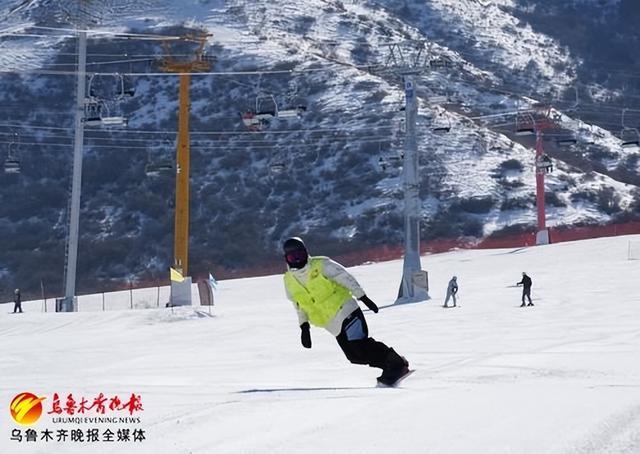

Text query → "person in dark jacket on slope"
[282,237,410,386]
[13,288,23,313]
[516,272,533,307]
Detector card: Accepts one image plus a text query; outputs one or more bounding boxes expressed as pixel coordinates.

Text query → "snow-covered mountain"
[0,0,639,296]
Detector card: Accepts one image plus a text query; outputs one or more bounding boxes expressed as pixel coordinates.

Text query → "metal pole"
[395,74,429,304]
[62,29,87,312]
[535,128,549,245]
[174,73,191,275]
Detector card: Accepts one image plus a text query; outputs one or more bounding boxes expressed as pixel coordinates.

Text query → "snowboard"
[376,369,415,388]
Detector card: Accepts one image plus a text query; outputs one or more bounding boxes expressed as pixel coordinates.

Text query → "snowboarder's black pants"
[13,302,22,313]
[522,288,532,304]
[336,308,390,370]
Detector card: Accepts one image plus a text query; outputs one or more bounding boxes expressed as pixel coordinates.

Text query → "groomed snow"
[1,234,640,453]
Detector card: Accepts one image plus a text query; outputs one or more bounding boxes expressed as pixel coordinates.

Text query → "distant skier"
[13,288,23,313]
[282,237,411,386]
[443,276,458,308]
[516,272,533,307]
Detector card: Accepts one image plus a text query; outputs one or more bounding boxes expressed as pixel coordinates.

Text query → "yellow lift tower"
[160,33,213,305]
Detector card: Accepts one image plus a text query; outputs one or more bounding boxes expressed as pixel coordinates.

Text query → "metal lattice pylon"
[377,40,449,304]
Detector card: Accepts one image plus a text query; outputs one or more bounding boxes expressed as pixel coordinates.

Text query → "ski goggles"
[285,249,308,264]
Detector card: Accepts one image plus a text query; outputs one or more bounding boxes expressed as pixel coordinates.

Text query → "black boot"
[377,348,409,386]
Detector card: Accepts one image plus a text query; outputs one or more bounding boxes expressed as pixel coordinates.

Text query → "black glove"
[359,295,379,313]
[300,322,312,349]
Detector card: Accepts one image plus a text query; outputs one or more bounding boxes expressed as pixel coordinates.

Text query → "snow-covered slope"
[2,235,640,453]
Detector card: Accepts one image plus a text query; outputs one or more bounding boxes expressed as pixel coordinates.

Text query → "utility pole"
[378,41,437,304]
[61,10,89,312]
[159,33,212,306]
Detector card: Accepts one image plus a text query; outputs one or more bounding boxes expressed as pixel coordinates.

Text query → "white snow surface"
[2,234,640,453]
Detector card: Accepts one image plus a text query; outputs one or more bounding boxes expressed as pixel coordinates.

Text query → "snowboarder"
[13,288,22,313]
[282,237,411,386]
[443,276,458,308]
[516,272,533,307]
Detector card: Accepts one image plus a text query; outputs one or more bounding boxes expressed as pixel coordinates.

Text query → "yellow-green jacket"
[284,256,365,336]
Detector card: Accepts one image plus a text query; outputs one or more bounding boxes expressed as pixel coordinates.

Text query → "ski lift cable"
[0,136,398,151]
[0,64,357,77]
[56,57,154,67]
[0,133,397,148]
[53,52,196,58]
[0,130,397,146]
[28,26,262,44]
[0,121,396,136]
[28,26,183,41]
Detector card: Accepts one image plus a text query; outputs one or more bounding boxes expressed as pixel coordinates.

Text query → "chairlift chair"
[378,155,402,172]
[556,137,577,147]
[83,97,102,125]
[536,154,553,173]
[84,75,130,127]
[515,125,535,136]
[620,109,640,149]
[241,93,279,131]
[620,127,640,150]
[378,142,403,172]
[256,93,278,117]
[100,116,128,126]
[4,158,20,174]
[429,56,453,69]
[277,105,306,119]
[431,112,451,134]
[145,161,173,177]
[268,150,290,175]
[4,136,20,174]
[241,112,263,131]
[269,161,287,174]
[427,94,449,105]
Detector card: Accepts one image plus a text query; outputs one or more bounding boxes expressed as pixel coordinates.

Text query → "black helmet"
[282,237,308,269]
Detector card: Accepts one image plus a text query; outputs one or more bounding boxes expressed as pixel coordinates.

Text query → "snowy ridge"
[427,0,577,88]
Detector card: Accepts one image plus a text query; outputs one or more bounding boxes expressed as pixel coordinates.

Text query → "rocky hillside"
[0,0,639,298]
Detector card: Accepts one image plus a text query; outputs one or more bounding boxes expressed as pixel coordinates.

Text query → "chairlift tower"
[534,122,550,245]
[516,105,555,245]
[159,32,213,306]
[378,41,437,304]
[61,3,90,312]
